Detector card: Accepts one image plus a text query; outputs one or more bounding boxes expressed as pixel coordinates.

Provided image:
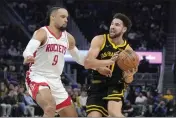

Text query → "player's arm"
[84,35,116,69]
[67,32,86,66]
[23,29,47,64]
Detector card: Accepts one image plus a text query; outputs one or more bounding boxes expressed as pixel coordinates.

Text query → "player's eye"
[61,15,66,18]
[115,23,120,26]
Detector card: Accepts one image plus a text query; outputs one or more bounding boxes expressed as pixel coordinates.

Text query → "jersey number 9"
[52,55,58,65]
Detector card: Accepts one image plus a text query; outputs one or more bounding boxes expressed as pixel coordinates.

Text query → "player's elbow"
[23,50,30,59]
[84,59,92,69]
[23,50,27,58]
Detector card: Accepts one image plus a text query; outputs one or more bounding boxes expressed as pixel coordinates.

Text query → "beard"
[59,26,67,31]
[109,32,122,39]
[56,23,67,31]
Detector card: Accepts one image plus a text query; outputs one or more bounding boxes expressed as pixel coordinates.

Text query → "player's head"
[47,7,68,31]
[109,13,132,38]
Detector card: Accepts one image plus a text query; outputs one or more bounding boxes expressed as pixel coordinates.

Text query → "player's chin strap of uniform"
[23,39,41,58]
[68,47,86,66]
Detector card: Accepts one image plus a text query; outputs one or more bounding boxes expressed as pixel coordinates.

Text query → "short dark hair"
[113,13,132,32]
[46,6,65,25]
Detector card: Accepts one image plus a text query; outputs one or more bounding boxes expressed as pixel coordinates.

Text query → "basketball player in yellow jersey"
[84,13,138,117]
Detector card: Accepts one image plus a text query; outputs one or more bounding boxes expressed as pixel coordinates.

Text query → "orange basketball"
[117,50,139,71]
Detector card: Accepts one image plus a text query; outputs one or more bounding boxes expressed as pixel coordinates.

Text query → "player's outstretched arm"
[23,29,47,64]
[67,32,86,66]
[84,35,116,69]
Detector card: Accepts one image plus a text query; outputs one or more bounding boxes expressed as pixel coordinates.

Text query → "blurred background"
[0,0,176,117]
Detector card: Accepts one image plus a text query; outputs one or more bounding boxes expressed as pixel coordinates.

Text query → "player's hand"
[97,67,112,77]
[23,56,35,64]
[110,51,120,62]
[122,67,138,83]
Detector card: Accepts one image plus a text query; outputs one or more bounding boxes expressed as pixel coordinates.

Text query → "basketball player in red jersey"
[23,7,118,117]
[84,13,138,117]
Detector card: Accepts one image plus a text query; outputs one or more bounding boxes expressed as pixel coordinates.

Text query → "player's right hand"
[23,56,35,64]
[110,51,120,62]
[97,67,112,77]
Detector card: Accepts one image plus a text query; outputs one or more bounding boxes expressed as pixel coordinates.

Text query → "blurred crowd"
[1,77,176,117]
[65,0,168,51]
[0,79,43,117]
[5,0,169,50]
[0,0,174,117]
[6,0,51,34]
[0,24,25,86]
[123,86,176,117]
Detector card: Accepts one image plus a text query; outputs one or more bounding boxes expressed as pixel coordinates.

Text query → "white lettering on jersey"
[29,26,69,78]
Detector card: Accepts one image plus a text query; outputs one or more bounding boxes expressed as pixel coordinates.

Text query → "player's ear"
[51,15,55,20]
[123,27,127,33]
[50,15,54,21]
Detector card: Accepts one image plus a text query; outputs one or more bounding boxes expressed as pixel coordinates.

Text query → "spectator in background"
[65,86,74,96]
[82,84,88,91]
[2,90,17,117]
[16,42,23,56]
[17,86,28,116]
[79,91,87,116]
[139,56,150,73]
[0,81,8,97]
[172,60,176,83]
[61,75,69,86]
[75,8,82,19]
[154,93,164,105]
[154,100,167,117]
[71,94,83,117]
[135,92,147,116]
[28,24,36,33]
[123,100,134,117]
[128,30,137,40]
[24,91,36,116]
[8,64,16,72]
[163,89,174,102]
[0,58,8,71]
[0,81,11,117]
[79,92,87,106]
[99,21,108,33]
[173,100,176,116]
[8,45,19,57]
[0,98,12,117]
[126,86,136,104]
[135,92,147,104]
[146,91,154,114]
[0,96,3,116]
[138,41,147,51]
[8,83,15,91]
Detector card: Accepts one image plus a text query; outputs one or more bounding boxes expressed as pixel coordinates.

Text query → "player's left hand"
[97,67,112,77]
[111,51,121,62]
[122,67,138,83]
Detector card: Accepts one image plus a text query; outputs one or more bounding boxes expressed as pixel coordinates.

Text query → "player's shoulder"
[34,27,47,36]
[66,32,74,39]
[90,34,106,47]
[125,43,133,51]
[92,34,105,41]
[32,27,47,41]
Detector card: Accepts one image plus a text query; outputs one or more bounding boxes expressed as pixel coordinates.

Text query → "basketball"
[117,50,140,71]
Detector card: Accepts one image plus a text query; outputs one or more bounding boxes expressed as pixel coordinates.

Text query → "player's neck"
[48,25,61,37]
[112,36,124,45]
